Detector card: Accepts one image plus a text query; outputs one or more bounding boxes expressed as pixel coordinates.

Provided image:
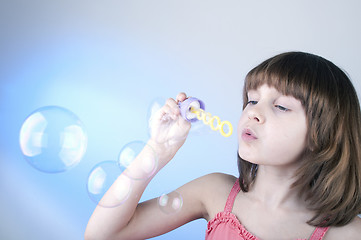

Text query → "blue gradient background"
[0,1,360,239]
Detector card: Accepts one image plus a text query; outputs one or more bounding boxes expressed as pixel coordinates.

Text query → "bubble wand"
[178,97,233,137]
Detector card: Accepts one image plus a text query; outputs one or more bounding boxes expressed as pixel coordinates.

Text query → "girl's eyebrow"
[247,89,259,96]
[279,94,299,101]
[247,88,259,93]
[278,95,303,108]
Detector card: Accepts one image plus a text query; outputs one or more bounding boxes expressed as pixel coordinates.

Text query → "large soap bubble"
[19,106,87,173]
[118,141,158,180]
[87,161,132,208]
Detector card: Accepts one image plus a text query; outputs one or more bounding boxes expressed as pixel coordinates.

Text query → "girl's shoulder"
[326,216,361,239]
[203,172,238,187]
[193,172,238,220]
[197,172,237,196]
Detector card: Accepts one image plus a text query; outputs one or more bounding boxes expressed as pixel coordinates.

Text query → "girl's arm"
[84,93,207,240]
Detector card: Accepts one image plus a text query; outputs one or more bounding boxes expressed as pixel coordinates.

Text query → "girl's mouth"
[241,128,258,141]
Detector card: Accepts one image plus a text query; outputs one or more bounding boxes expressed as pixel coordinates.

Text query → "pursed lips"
[241,128,258,141]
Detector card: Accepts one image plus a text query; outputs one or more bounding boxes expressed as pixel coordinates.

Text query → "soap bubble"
[147,97,165,137]
[118,141,158,180]
[158,191,183,214]
[19,106,87,173]
[147,97,165,122]
[87,161,132,208]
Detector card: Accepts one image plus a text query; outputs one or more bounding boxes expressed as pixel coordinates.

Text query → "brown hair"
[238,51,361,227]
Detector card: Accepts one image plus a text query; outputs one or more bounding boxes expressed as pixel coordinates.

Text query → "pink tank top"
[205,180,329,240]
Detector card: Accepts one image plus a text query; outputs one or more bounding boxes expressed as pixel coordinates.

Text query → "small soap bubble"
[147,97,165,120]
[147,97,165,136]
[87,161,132,208]
[19,106,87,173]
[158,191,183,214]
[118,141,158,180]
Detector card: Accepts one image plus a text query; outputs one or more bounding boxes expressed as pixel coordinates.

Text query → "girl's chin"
[238,149,262,165]
[238,148,250,158]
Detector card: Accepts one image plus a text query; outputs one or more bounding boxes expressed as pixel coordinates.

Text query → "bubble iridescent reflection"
[19,106,87,173]
[87,161,132,208]
[118,141,158,180]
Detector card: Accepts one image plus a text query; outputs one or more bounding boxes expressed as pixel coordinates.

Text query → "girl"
[85,52,361,240]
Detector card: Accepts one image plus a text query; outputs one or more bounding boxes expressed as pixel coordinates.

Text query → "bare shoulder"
[201,172,237,189]
[180,172,236,191]
[184,172,237,220]
[193,172,237,196]
[327,216,361,240]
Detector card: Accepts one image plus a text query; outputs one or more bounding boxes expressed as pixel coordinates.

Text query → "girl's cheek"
[237,117,245,132]
[237,118,247,139]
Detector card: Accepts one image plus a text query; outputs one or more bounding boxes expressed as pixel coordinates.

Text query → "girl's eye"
[275,105,289,112]
[247,100,258,105]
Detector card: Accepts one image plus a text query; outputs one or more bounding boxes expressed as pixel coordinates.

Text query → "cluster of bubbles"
[19,103,185,214]
[87,141,158,208]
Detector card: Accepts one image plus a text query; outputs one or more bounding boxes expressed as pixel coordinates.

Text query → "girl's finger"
[165,98,180,115]
[176,92,188,103]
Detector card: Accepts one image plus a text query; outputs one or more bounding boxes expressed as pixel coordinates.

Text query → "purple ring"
[178,97,205,122]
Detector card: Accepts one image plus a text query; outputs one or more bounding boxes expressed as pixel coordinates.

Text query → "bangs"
[242,52,317,109]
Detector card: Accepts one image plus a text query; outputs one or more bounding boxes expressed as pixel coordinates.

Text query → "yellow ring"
[200,110,207,121]
[190,108,233,137]
[203,112,213,125]
[209,116,221,131]
[219,121,233,137]
[194,108,204,120]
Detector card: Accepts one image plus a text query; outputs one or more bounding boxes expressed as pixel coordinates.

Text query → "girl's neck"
[248,164,307,211]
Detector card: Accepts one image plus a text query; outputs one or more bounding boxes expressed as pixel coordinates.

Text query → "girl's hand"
[149,93,191,149]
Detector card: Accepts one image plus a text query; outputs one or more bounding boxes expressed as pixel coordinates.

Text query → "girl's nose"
[248,108,265,124]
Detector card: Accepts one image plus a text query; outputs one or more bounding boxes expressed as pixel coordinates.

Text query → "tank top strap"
[309,226,329,240]
[224,179,241,212]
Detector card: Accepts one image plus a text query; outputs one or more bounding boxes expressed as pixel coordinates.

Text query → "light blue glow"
[1,1,360,239]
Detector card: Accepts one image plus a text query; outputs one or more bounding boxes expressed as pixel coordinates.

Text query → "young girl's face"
[238,84,308,167]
